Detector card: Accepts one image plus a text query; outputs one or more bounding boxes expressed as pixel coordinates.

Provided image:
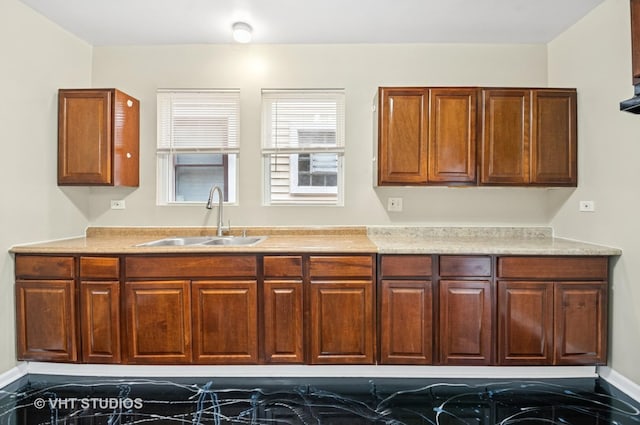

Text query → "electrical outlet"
[387,197,403,212]
[579,200,595,212]
[110,200,126,210]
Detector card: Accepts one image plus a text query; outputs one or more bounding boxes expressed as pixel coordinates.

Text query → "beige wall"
[89,43,556,228]
[548,0,640,386]
[0,0,92,373]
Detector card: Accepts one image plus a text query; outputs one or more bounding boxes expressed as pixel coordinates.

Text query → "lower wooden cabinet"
[15,279,77,362]
[192,280,258,364]
[263,280,304,363]
[554,282,607,365]
[498,281,554,365]
[309,255,375,364]
[310,280,374,364]
[124,280,192,364]
[439,280,492,365]
[497,256,608,366]
[14,253,607,367]
[81,281,121,363]
[380,280,433,364]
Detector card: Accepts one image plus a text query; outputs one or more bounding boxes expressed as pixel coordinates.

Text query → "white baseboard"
[23,362,597,379]
[598,366,640,403]
[0,363,28,388]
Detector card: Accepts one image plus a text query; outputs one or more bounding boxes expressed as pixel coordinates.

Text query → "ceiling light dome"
[232,22,253,43]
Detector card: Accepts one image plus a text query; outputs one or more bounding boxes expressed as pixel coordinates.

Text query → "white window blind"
[262,90,345,154]
[157,90,240,153]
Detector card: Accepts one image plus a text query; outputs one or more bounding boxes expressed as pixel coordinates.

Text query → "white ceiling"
[19,0,605,46]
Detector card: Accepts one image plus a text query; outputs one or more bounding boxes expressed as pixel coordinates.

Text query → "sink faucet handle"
[242,228,247,237]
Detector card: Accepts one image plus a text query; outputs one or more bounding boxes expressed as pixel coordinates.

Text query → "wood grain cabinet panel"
[192,280,258,364]
[377,87,429,184]
[439,280,492,365]
[380,280,433,364]
[498,281,553,365]
[555,282,607,365]
[15,279,77,362]
[380,255,432,278]
[428,88,477,183]
[480,89,531,185]
[81,281,121,363]
[15,255,74,279]
[58,88,139,186]
[263,280,304,363]
[310,280,374,364]
[124,280,191,364]
[531,90,577,185]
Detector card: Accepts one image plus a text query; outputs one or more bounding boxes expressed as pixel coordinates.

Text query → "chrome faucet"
[206,185,224,236]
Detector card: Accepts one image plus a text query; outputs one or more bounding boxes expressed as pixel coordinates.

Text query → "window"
[157,90,239,204]
[262,90,345,205]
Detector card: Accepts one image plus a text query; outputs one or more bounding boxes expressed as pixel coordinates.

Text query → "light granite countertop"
[367,227,622,255]
[9,226,622,256]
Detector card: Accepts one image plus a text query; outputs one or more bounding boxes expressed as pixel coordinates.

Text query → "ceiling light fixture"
[232,22,253,43]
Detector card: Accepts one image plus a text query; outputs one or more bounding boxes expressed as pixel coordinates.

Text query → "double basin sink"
[136,236,266,247]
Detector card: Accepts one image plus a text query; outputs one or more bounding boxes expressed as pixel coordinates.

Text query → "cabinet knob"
[127,100,133,107]
[126,153,132,159]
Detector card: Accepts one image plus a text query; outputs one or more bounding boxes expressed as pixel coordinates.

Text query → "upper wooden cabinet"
[376,86,577,187]
[377,87,476,185]
[631,0,640,84]
[480,88,577,186]
[58,88,139,186]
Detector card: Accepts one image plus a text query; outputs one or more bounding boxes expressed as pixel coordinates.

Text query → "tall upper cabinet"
[376,87,477,186]
[480,88,577,186]
[58,89,140,186]
[375,86,577,187]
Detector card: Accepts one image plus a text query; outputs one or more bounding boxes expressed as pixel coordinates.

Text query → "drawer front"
[80,256,120,279]
[440,256,492,277]
[309,255,374,278]
[264,256,303,278]
[498,256,608,280]
[126,255,257,278]
[15,255,75,279]
[380,255,432,277]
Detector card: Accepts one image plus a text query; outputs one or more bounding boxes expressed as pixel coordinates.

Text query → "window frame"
[261,89,345,206]
[156,89,240,206]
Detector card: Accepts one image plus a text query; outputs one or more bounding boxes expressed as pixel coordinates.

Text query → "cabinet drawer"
[440,256,491,277]
[15,255,74,279]
[80,257,120,279]
[498,256,608,279]
[309,256,373,278]
[126,255,257,278]
[380,255,432,277]
[264,256,303,278]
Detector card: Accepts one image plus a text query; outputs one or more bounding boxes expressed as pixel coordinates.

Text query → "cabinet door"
[480,89,530,185]
[263,280,304,363]
[531,90,577,186]
[632,0,640,83]
[380,280,433,364]
[125,280,191,364]
[439,280,492,365]
[498,281,553,365]
[15,279,77,362]
[428,88,477,184]
[377,88,428,184]
[58,89,113,185]
[192,280,258,364]
[310,280,374,364]
[554,282,607,365]
[81,281,121,363]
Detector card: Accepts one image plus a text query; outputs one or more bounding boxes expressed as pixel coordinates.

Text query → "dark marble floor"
[0,374,639,424]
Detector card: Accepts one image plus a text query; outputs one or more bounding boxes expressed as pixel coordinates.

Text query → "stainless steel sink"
[200,236,266,246]
[136,236,266,247]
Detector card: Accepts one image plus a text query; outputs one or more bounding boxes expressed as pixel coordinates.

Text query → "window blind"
[157,89,240,153]
[261,90,345,154]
